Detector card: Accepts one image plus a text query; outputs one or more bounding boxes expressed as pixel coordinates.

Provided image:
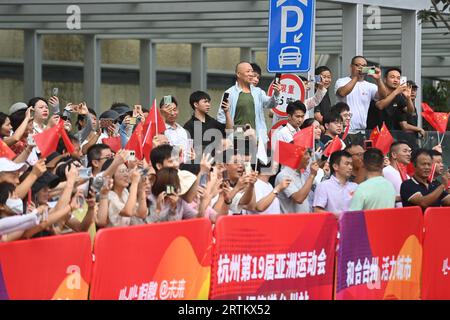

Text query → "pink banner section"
[0,233,92,300]
[336,207,423,300]
[89,219,212,300]
[422,207,450,300]
[210,214,338,300]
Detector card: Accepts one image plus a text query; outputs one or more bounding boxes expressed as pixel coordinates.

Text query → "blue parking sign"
[267,0,315,73]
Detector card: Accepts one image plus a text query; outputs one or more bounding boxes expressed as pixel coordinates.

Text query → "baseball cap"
[178,170,197,195]
[31,171,60,195]
[406,80,418,89]
[0,158,28,173]
[111,104,131,116]
[99,110,120,120]
[9,102,28,115]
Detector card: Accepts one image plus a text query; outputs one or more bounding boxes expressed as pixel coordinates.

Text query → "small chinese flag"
[33,120,76,158]
[102,136,121,153]
[323,136,343,158]
[428,163,437,183]
[59,122,76,155]
[421,102,434,115]
[341,123,350,141]
[274,141,305,170]
[420,103,450,133]
[406,162,415,177]
[142,99,167,162]
[374,123,393,155]
[125,122,144,160]
[422,111,439,132]
[293,125,314,149]
[369,126,380,145]
[396,161,409,182]
[0,139,16,160]
[33,125,60,158]
[433,112,449,133]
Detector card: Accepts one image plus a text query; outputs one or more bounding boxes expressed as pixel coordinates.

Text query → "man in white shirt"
[159,95,190,161]
[383,141,412,207]
[271,100,306,150]
[245,160,291,215]
[335,56,387,134]
[275,149,319,213]
[313,150,358,217]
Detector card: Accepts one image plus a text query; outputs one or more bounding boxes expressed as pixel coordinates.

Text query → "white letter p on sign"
[280,6,303,44]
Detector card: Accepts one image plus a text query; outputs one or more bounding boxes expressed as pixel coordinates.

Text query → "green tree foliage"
[418,0,450,34]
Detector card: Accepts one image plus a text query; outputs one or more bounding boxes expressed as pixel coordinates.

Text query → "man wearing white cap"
[0,157,46,200]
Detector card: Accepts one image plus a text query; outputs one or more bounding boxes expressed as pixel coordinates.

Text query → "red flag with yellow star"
[293,125,314,149]
[374,123,393,155]
[369,126,380,145]
[125,122,144,160]
[323,136,343,158]
[421,102,434,115]
[274,141,305,169]
[33,124,60,158]
[396,161,409,182]
[432,112,449,133]
[422,111,440,132]
[142,99,167,162]
[0,139,16,160]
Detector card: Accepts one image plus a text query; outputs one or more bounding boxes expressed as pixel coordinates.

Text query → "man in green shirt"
[216,61,281,143]
[349,148,396,211]
[234,91,256,129]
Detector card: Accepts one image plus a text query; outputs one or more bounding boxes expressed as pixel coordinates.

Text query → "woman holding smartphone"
[146,167,205,223]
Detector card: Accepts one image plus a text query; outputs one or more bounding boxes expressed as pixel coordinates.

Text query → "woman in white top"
[108,163,148,227]
[28,97,60,134]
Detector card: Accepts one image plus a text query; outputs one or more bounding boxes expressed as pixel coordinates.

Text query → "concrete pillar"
[140,40,156,107]
[83,35,101,114]
[24,30,42,100]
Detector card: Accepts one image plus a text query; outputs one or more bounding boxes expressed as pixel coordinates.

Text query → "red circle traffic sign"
[267,73,306,117]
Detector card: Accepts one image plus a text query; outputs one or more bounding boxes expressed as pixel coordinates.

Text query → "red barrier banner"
[0,233,92,300]
[336,207,423,300]
[89,219,212,300]
[422,207,450,299]
[210,214,338,300]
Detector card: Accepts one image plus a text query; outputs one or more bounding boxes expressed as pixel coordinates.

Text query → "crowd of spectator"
[0,56,448,243]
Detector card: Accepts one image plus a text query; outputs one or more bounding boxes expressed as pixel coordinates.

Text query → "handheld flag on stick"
[323,136,343,158]
[0,140,16,160]
[274,141,305,170]
[374,123,393,155]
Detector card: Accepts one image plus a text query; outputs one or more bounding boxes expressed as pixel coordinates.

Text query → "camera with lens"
[91,176,105,193]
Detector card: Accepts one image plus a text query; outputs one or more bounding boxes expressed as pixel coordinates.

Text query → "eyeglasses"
[96,154,113,161]
[352,63,367,68]
[341,112,353,118]
[117,169,129,174]
[97,156,112,161]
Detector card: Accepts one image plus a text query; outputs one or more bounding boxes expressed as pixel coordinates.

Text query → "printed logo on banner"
[210,214,338,300]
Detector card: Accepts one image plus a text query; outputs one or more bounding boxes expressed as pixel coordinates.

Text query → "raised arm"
[336,76,359,98]
[4,108,33,146]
